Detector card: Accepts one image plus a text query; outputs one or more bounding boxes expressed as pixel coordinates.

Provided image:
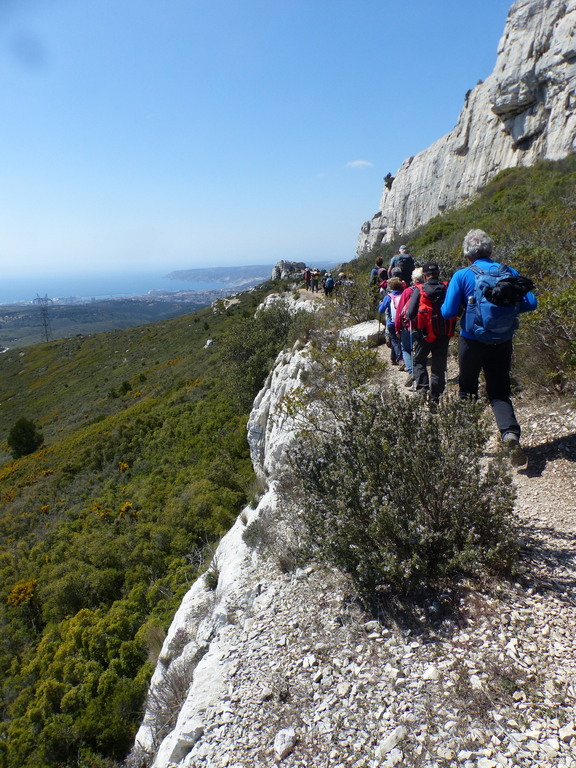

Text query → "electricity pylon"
[34,294,53,342]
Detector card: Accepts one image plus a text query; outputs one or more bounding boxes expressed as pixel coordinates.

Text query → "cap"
[422,261,440,275]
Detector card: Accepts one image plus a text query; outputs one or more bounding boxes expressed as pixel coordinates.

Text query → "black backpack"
[396,255,414,282]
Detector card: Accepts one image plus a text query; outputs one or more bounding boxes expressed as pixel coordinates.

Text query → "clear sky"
[1,0,512,278]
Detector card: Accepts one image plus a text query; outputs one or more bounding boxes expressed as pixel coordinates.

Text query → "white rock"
[273,727,298,761]
[339,320,385,346]
[541,738,560,756]
[422,665,439,681]
[376,726,408,756]
[271,260,306,280]
[477,759,497,768]
[470,674,483,690]
[383,748,403,767]
[560,722,576,742]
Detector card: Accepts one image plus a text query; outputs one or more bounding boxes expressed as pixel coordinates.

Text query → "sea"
[0,272,229,306]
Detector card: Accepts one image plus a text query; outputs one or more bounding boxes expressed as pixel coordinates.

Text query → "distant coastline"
[1,262,338,306]
[0,266,274,306]
[0,258,339,348]
[165,264,273,287]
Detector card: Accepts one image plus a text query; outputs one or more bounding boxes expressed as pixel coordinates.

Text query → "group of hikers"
[303,267,350,296]
[374,231,537,466]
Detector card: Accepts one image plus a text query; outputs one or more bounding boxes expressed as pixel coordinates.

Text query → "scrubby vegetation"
[279,342,518,608]
[7,418,44,459]
[0,283,309,768]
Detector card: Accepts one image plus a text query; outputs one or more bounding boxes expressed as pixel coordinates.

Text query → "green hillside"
[0,281,311,768]
[0,297,212,350]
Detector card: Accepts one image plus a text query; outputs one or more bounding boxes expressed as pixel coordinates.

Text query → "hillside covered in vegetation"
[0,156,575,768]
[0,283,314,767]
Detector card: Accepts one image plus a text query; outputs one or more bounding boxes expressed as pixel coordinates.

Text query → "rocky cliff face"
[271,261,306,280]
[358,0,576,250]
[130,341,315,767]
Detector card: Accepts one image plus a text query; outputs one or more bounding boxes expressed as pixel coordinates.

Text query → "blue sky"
[0,0,512,278]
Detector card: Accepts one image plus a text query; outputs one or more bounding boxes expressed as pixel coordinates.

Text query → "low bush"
[219,300,318,410]
[280,342,519,607]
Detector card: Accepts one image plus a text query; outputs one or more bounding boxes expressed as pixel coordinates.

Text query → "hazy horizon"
[2,0,511,277]
[0,260,340,305]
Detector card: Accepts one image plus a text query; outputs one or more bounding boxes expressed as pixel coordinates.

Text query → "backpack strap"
[469,262,510,278]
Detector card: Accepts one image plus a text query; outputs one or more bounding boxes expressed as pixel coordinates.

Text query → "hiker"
[370,256,387,285]
[324,273,335,296]
[379,266,407,297]
[441,229,537,463]
[406,262,455,403]
[310,269,320,293]
[394,266,424,387]
[389,245,415,286]
[304,267,312,291]
[378,278,404,367]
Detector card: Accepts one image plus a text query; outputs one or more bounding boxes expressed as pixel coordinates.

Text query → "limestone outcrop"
[271,260,306,280]
[358,0,576,251]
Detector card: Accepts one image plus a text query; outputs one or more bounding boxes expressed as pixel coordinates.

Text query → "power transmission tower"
[34,294,53,342]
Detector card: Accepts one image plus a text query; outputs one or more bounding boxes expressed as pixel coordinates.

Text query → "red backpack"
[416,280,456,342]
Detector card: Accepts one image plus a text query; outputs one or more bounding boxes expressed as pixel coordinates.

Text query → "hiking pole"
[409,322,415,392]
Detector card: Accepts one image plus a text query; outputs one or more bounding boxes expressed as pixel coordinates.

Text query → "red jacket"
[394,285,416,334]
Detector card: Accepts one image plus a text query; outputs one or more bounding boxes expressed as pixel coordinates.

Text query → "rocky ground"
[173,355,576,768]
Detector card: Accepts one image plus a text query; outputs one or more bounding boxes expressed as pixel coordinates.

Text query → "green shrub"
[280,342,518,606]
[7,418,44,459]
[515,282,576,392]
[219,301,312,410]
[204,567,219,591]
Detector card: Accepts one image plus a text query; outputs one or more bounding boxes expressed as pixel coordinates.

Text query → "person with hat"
[405,261,455,404]
[388,245,415,286]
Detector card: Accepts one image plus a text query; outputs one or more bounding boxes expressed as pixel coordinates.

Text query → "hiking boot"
[502,432,527,467]
[404,374,413,388]
[398,361,406,371]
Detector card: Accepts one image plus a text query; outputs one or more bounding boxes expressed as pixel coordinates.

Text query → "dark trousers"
[458,335,520,437]
[387,323,402,363]
[412,331,450,402]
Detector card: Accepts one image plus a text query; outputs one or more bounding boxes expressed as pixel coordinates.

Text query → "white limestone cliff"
[358,0,576,250]
[130,342,314,767]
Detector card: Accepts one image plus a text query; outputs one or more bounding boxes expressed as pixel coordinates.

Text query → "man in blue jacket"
[441,229,537,465]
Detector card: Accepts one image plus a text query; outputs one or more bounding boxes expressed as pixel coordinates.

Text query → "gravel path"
[177,358,576,768]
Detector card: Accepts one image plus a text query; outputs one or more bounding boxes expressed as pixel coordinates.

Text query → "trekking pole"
[410,322,415,392]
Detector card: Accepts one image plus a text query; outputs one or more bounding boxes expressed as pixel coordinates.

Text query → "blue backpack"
[464,263,521,343]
